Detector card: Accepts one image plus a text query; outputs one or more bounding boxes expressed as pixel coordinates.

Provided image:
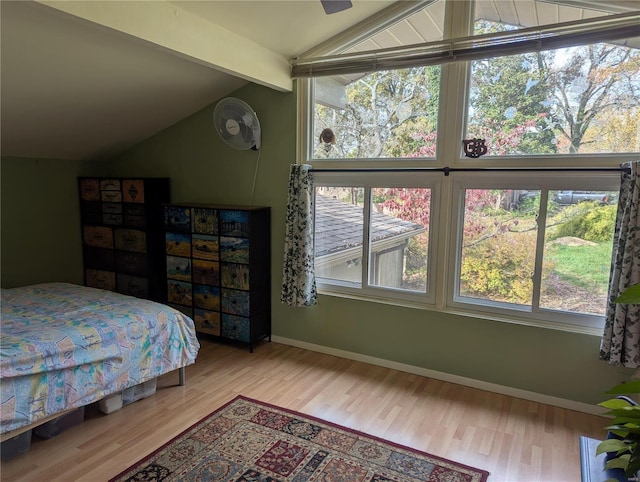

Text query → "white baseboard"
[272,335,603,416]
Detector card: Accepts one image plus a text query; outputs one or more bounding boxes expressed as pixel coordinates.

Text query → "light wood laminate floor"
[1,339,607,481]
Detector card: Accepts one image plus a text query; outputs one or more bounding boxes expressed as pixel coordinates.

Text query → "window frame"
[313,171,442,307]
[447,171,621,331]
[298,0,638,334]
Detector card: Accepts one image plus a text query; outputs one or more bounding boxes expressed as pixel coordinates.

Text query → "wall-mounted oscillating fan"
[213,97,261,150]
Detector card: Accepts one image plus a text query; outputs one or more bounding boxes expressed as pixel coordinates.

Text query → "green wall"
[0,157,107,288]
[0,83,629,406]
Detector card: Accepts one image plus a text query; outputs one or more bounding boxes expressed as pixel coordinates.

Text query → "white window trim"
[314,169,621,335]
[298,0,638,335]
[292,12,639,78]
[314,171,442,307]
[447,172,621,332]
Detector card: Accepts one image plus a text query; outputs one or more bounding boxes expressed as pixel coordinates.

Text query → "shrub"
[404,233,427,275]
[553,203,616,242]
[460,231,537,304]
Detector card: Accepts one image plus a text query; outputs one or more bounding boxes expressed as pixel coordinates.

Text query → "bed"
[0,282,200,438]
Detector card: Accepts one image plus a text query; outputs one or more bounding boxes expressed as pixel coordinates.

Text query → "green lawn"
[545,241,612,290]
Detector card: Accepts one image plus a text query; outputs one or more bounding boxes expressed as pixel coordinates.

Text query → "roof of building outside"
[314,194,425,257]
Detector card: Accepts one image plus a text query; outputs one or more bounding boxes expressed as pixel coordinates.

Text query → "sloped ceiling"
[1,0,635,161]
[0,0,395,161]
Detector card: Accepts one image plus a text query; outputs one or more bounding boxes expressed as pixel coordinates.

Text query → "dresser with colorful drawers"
[78,177,170,302]
[163,203,271,351]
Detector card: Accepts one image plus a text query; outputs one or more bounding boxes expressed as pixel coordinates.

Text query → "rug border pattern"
[109,395,490,482]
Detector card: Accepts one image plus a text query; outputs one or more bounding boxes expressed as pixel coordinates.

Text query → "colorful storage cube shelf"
[79,177,170,302]
[164,203,271,352]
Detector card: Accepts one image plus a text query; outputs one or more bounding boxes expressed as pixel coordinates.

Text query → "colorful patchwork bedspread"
[0,283,200,434]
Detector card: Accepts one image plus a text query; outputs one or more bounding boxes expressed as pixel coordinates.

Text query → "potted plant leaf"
[596,284,640,480]
[614,285,640,305]
[597,381,640,480]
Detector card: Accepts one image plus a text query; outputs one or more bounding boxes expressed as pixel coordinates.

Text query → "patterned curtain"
[280,164,318,307]
[601,161,640,368]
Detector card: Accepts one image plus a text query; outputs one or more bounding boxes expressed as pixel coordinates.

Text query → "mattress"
[0,282,200,434]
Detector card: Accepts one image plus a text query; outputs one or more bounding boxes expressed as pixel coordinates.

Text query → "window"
[310,0,445,160]
[313,172,439,305]
[313,66,441,159]
[449,175,620,329]
[538,190,618,315]
[315,187,431,291]
[466,40,640,155]
[298,0,639,332]
[314,187,365,284]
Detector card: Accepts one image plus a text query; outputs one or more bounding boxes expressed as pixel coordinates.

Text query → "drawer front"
[116,251,149,276]
[167,280,192,306]
[84,247,115,270]
[114,229,146,253]
[86,269,116,291]
[103,213,123,225]
[194,309,221,336]
[122,180,145,203]
[101,190,122,203]
[220,210,249,237]
[192,260,219,286]
[81,202,102,224]
[221,288,250,317]
[221,314,250,342]
[81,201,102,214]
[193,284,220,311]
[221,263,250,290]
[192,208,218,235]
[100,179,121,191]
[117,274,149,298]
[166,232,191,257]
[102,202,123,215]
[220,237,250,263]
[165,206,191,232]
[79,179,100,201]
[166,255,191,282]
[123,204,145,216]
[83,226,114,249]
[192,235,218,261]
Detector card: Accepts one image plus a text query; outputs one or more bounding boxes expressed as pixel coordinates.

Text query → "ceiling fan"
[321,0,353,15]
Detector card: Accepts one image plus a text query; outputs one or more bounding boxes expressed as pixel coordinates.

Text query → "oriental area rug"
[110,395,489,482]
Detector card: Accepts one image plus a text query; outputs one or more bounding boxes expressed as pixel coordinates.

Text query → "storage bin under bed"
[99,378,158,414]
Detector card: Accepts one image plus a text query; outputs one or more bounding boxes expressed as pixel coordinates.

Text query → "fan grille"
[213,98,261,150]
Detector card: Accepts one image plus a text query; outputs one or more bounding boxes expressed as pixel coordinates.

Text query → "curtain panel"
[601,161,640,368]
[281,164,318,307]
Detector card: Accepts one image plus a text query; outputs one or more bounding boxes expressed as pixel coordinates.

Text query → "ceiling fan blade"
[321,0,353,15]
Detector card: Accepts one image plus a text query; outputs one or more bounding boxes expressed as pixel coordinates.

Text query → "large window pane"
[314,187,364,285]
[540,190,618,315]
[314,186,432,292]
[306,0,628,330]
[313,66,441,159]
[369,188,430,292]
[458,189,538,305]
[467,33,640,155]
